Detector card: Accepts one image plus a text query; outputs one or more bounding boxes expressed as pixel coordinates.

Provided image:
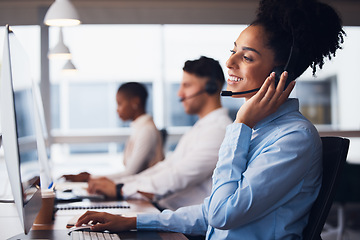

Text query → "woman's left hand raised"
[235,71,295,128]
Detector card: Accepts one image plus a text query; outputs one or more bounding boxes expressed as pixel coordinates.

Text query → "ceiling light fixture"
[44,0,81,27]
[62,59,77,74]
[48,27,72,59]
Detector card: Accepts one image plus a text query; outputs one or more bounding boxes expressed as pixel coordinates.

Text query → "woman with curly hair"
[75,0,345,239]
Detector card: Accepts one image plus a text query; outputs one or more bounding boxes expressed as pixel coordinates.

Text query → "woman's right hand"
[76,211,136,232]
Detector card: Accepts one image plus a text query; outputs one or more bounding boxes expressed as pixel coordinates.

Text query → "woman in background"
[76,0,345,239]
[63,82,164,182]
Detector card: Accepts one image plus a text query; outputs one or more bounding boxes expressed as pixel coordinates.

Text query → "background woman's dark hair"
[183,56,225,90]
[117,82,148,109]
[251,0,345,78]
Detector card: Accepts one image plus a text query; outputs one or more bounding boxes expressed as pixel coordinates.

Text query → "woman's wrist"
[126,216,137,230]
[113,215,137,231]
[234,117,255,129]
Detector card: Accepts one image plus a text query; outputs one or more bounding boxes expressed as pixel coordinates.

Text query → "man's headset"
[221,36,298,97]
[179,72,219,102]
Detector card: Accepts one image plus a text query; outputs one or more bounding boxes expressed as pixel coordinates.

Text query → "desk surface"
[0,200,188,240]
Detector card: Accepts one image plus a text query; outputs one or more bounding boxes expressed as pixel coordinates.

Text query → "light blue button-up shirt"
[138,98,322,240]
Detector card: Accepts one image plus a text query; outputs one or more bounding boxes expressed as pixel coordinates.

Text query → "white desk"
[0,202,25,239]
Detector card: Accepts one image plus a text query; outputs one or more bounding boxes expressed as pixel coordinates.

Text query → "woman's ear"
[131,96,141,110]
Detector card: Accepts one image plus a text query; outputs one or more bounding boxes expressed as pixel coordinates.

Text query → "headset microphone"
[179,89,206,102]
[221,87,260,97]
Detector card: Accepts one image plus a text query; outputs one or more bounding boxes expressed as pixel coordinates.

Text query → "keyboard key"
[71,231,80,240]
[83,231,91,240]
[71,231,86,240]
[78,231,85,240]
[104,233,113,240]
[95,232,105,240]
[110,233,121,240]
[72,230,120,240]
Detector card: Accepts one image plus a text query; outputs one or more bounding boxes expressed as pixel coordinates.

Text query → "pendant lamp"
[62,59,77,71]
[44,0,81,27]
[62,59,77,74]
[48,27,71,59]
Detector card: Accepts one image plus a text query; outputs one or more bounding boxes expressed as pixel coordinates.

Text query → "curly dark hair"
[251,0,345,78]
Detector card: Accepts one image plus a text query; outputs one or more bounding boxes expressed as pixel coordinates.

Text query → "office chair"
[321,162,360,240]
[159,128,168,148]
[302,136,350,240]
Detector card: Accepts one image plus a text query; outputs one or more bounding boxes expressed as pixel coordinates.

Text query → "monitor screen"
[1,25,42,234]
[15,88,40,202]
[32,79,53,190]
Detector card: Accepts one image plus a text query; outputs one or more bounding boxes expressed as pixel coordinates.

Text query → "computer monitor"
[32,79,53,190]
[0,25,42,234]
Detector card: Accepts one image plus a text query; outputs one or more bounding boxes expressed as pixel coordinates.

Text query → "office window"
[49,24,243,132]
[69,83,114,129]
[51,84,60,129]
[2,25,360,157]
[296,76,338,126]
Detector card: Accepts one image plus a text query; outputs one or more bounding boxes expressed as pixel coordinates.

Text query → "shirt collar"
[194,107,229,128]
[253,98,299,130]
[131,114,152,129]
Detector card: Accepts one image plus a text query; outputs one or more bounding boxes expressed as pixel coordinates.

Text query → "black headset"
[179,68,219,102]
[205,78,218,95]
[204,61,221,95]
[273,31,299,89]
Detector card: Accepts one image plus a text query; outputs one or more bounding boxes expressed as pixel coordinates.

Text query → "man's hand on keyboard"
[76,211,136,232]
[87,177,117,198]
[63,172,90,182]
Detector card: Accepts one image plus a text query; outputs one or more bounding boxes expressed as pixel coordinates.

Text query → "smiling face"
[226,25,277,100]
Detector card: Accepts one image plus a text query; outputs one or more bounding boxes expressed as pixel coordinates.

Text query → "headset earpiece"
[270,29,299,90]
[271,65,296,90]
[272,65,284,88]
[205,80,218,95]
